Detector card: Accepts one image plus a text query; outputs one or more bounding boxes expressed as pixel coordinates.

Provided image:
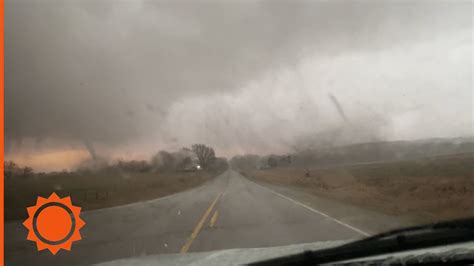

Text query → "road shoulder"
[244,176,416,235]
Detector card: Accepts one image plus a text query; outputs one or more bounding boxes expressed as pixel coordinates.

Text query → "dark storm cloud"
[5,0,472,159]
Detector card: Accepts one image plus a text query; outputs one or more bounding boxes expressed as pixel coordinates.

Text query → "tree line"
[5,144,228,178]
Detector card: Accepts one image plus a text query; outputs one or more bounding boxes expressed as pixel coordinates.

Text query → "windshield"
[5,1,473,265]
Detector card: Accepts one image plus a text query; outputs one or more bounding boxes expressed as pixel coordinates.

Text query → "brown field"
[243,154,474,223]
[6,170,216,221]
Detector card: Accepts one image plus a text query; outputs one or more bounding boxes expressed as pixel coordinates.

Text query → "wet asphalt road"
[6,170,367,265]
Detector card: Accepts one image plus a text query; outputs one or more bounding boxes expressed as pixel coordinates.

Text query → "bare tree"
[192,144,216,169]
[177,156,192,170]
[22,166,34,176]
[4,161,34,178]
[4,161,19,178]
[268,157,278,168]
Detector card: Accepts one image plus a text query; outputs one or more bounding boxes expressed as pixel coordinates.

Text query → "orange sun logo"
[23,192,86,254]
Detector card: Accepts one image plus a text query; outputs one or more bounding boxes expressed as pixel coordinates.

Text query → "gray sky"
[5,0,473,170]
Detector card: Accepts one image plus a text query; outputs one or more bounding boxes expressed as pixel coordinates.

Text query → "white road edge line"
[246,178,371,237]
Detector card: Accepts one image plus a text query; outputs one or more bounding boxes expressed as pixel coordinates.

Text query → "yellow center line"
[180,193,221,253]
[209,210,219,228]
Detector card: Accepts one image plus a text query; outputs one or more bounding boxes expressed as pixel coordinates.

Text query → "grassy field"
[6,170,216,221]
[244,153,474,223]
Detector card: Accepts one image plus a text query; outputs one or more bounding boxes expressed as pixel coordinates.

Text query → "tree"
[177,156,192,170]
[151,151,176,171]
[268,157,278,168]
[150,148,198,172]
[208,157,229,172]
[4,161,34,178]
[4,161,19,178]
[116,160,150,172]
[22,166,34,176]
[229,154,260,170]
[192,144,216,169]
